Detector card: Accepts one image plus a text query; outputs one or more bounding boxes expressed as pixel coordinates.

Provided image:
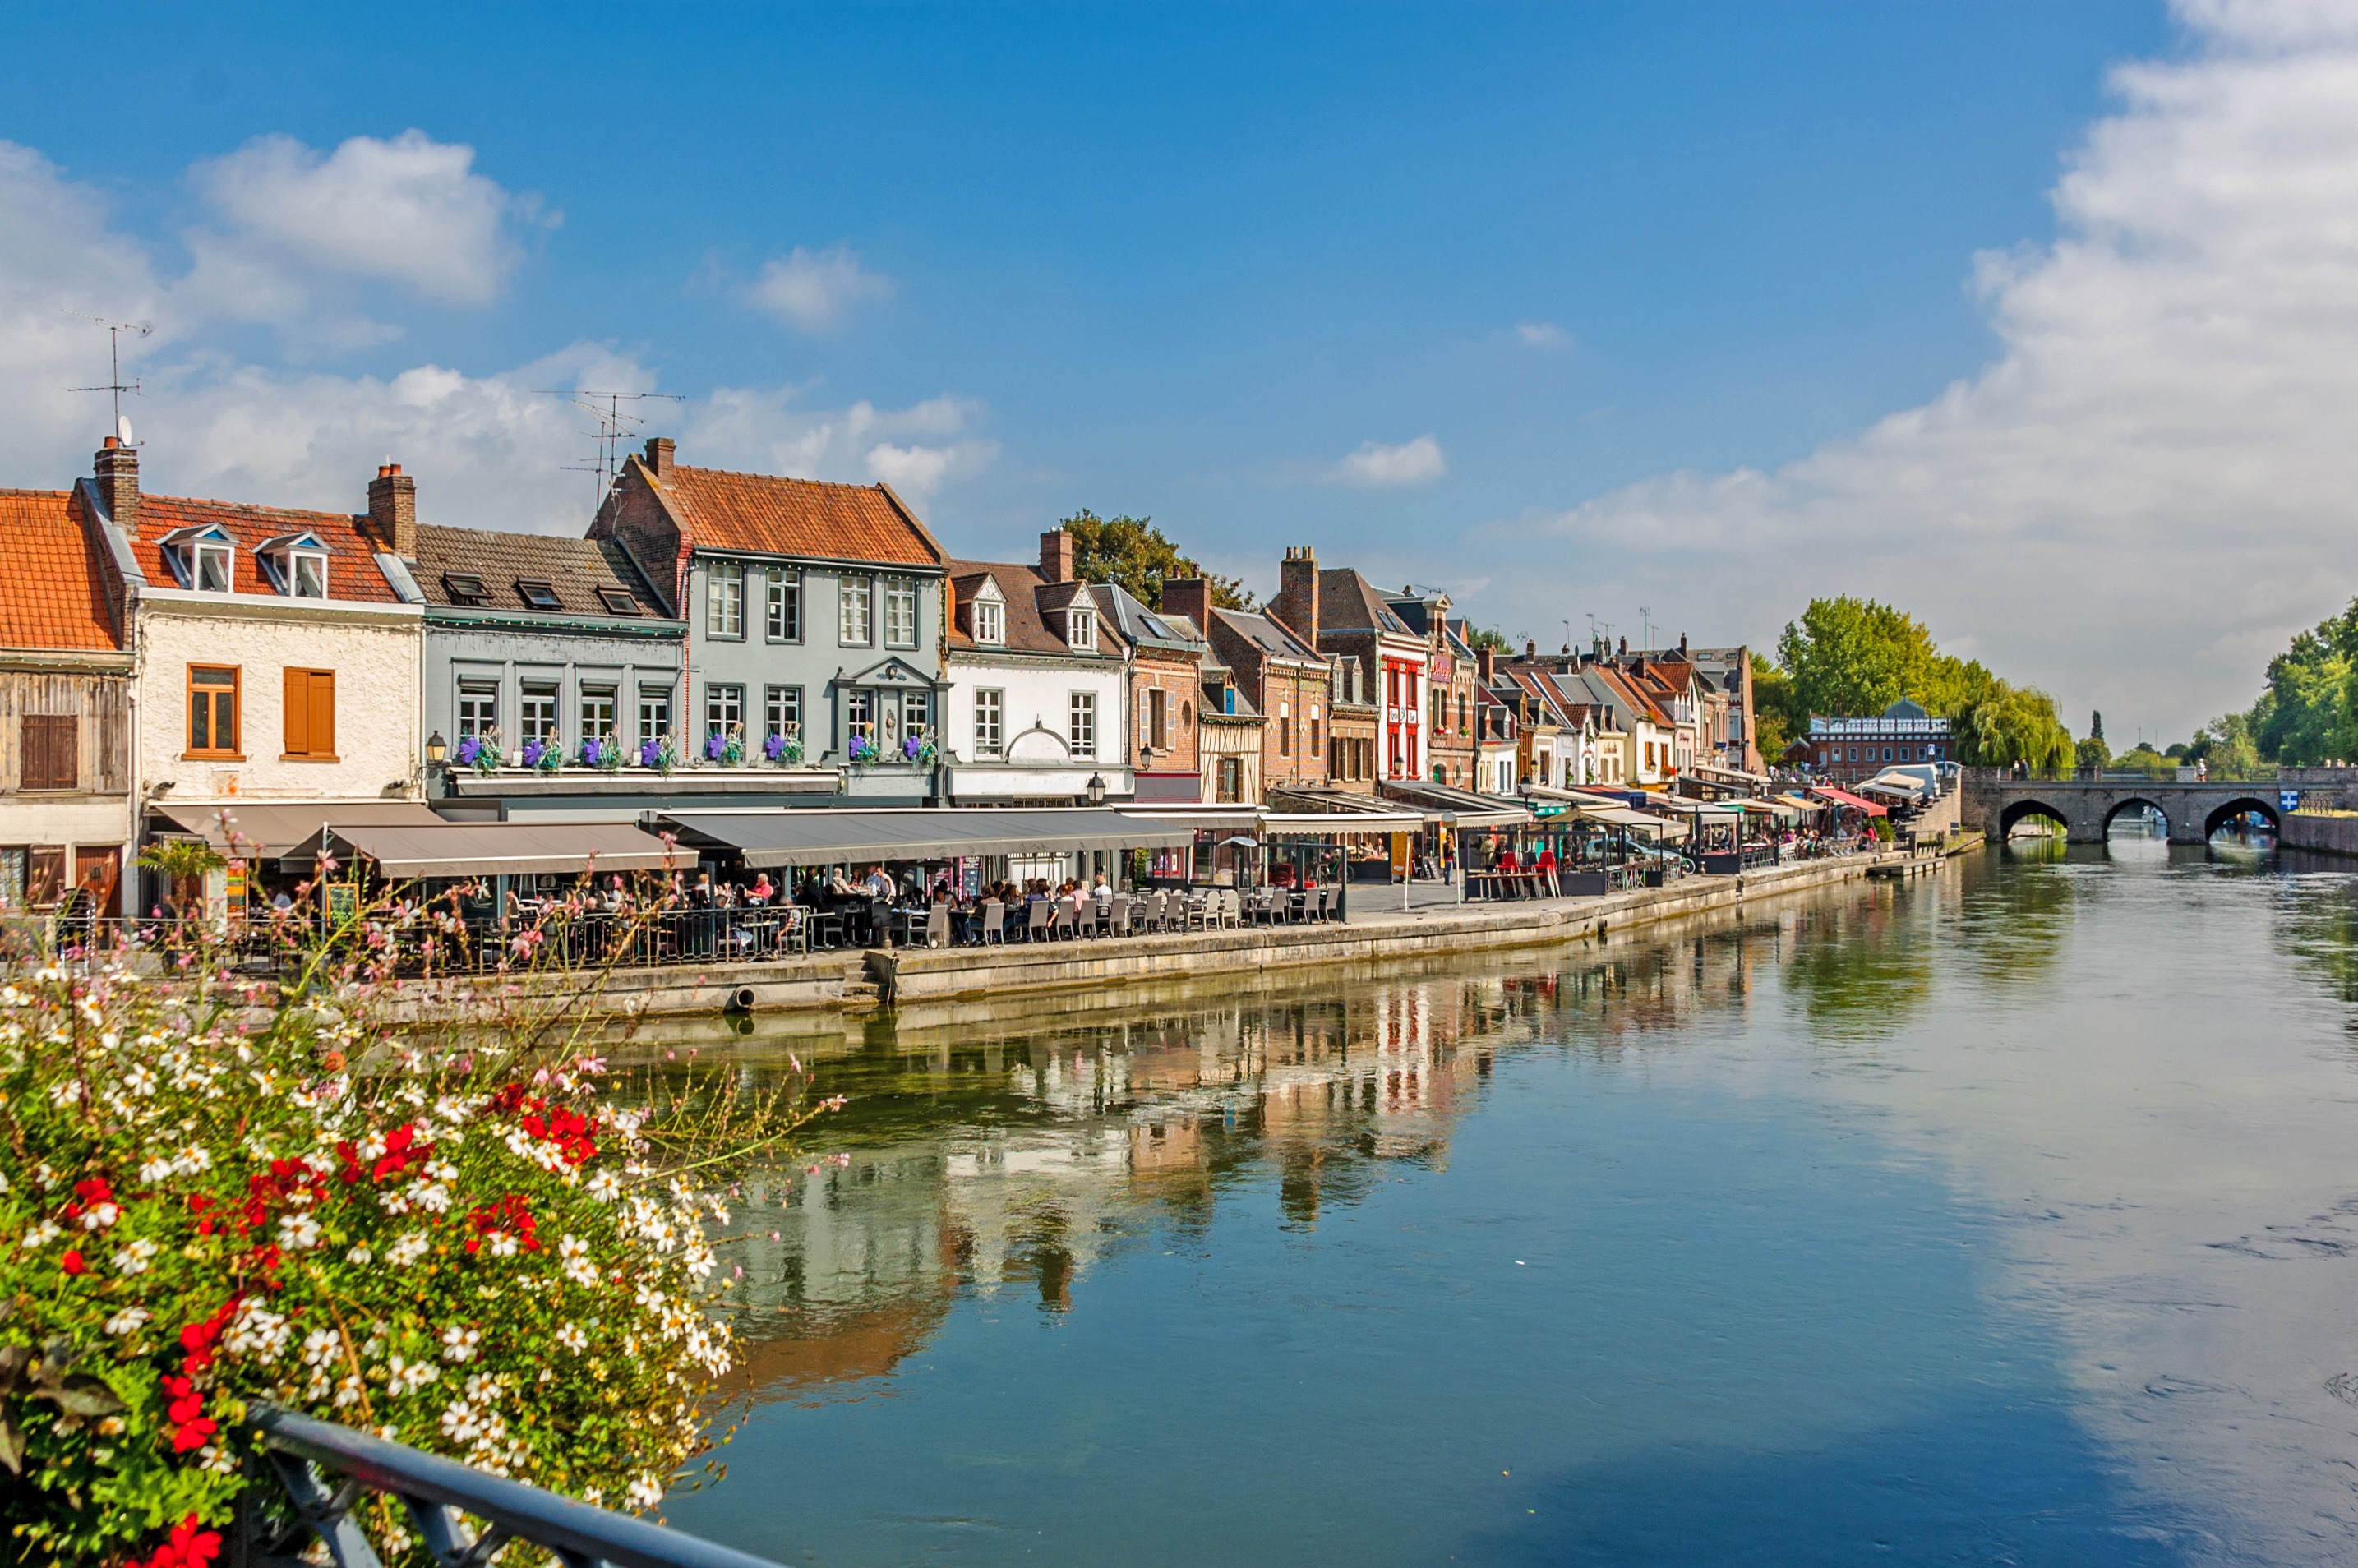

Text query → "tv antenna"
[1639,606,1652,653]
[63,311,153,436]
[536,389,685,504]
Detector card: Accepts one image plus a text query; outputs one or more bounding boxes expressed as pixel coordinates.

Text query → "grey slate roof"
[409,525,670,618]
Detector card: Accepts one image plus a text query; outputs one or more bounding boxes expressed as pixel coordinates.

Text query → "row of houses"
[0,435,1762,912]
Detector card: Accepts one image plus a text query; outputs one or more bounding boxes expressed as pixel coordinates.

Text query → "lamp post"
[1085,772,1106,807]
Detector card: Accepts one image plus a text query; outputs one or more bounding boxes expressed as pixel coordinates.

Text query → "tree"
[2089,710,2104,743]
[134,837,226,920]
[1465,625,1512,653]
[1059,510,1254,611]
[1774,597,1991,719]
[1750,652,1794,761]
[2076,735,2111,772]
[1953,684,2074,772]
[2190,711,2261,777]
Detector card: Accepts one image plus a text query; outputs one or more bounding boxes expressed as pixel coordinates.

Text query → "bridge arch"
[2102,797,2171,837]
[1998,799,2070,839]
[2203,796,2281,837]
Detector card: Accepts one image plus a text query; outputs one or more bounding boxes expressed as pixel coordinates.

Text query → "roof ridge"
[146,492,367,523]
[0,487,72,500]
[670,463,879,491]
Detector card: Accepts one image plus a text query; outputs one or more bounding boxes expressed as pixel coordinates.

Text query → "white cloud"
[1502,0,2358,740]
[0,138,990,532]
[746,245,896,332]
[184,131,542,318]
[1331,435,1447,487]
[1515,321,1568,348]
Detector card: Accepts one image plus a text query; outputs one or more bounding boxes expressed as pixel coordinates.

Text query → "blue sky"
[14,2,2357,740]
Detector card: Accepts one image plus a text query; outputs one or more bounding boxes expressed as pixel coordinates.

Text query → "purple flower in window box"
[765,731,805,765]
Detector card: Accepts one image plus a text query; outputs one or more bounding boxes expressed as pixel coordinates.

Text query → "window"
[765,685,802,740]
[1067,606,1096,652]
[706,683,744,745]
[516,579,562,611]
[194,542,232,594]
[282,669,337,760]
[579,685,618,741]
[847,689,875,745]
[638,684,672,743]
[1311,713,1322,758]
[596,586,640,616]
[838,577,874,646]
[444,574,490,606]
[884,579,918,648]
[290,551,327,599]
[1068,692,1096,758]
[457,680,497,738]
[973,597,1004,646]
[19,715,76,791]
[1216,756,1244,804]
[1146,687,1168,749]
[903,689,931,736]
[706,561,744,638]
[519,681,559,744]
[187,666,239,758]
[767,572,802,642]
[1278,709,1292,758]
[976,689,1004,757]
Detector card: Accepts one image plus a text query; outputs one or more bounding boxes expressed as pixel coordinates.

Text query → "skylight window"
[444,574,489,606]
[597,586,640,616]
[516,579,561,611]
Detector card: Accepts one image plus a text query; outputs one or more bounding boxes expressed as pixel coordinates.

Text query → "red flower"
[126,1512,222,1568]
[178,1297,240,1377]
[159,1374,215,1454]
[60,1250,86,1276]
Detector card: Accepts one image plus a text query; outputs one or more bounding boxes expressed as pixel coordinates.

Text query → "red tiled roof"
[130,494,401,603]
[0,490,118,652]
[656,467,941,569]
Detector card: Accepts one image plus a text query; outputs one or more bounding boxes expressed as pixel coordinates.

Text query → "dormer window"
[597,586,640,616]
[972,583,1004,646]
[1067,606,1096,652]
[516,579,561,611]
[255,532,331,599]
[444,574,490,606]
[159,525,238,593]
[196,542,233,593]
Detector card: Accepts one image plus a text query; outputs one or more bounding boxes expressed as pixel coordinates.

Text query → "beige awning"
[307,820,684,879]
[660,807,1193,869]
[153,800,446,859]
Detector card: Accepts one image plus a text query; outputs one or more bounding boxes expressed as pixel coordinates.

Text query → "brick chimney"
[368,463,418,558]
[1478,646,1497,685]
[1161,575,1212,635]
[643,436,675,478]
[92,437,139,539]
[1678,631,1689,656]
[1039,528,1074,584]
[1272,546,1319,643]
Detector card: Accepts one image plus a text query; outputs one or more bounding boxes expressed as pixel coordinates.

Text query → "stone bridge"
[1960,774,2292,845]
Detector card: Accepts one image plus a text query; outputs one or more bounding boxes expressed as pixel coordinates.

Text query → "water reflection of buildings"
[719,894,1816,1404]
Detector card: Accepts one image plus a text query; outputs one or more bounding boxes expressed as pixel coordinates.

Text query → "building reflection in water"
[693,883,1899,1408]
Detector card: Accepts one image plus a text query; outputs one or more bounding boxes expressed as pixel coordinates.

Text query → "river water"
[669,837,2358,1566]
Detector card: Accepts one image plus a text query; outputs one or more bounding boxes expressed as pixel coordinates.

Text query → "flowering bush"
[846,736,876,765]
[898,732,937,768]
[519,738,563,774]
[702,728,745,768]
[636,736,679,777]
[0,888,833,1566]
[579,736,622,772]
[762,731,803,767]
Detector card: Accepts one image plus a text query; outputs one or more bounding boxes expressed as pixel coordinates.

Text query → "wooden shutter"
[20,715,75,791]
[284,668,309,756]
[308,671,336,759]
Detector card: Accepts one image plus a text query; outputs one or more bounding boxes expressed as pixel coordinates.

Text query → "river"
[667,837,2358,1566]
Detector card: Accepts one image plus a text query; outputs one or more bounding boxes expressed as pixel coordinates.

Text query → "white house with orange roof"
[72,439,430,914]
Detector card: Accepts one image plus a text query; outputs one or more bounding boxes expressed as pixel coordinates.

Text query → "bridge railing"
[233,1404,782,1568]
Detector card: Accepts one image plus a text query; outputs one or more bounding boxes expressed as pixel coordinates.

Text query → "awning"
[305,820,683,879]
[1855,777,1933,804]
[153,800,446,859]
[1776,792,1830,817]
[1377,781,1534,829]
[1689,762,1771,788]
[1736,799,1807,822]
[1260,810,1425,837]
[658,807,1193,869]
[1808,786,1890,818]
[1114,805,1264,834]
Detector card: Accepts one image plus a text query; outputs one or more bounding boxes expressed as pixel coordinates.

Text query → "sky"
[4,0,2355,744]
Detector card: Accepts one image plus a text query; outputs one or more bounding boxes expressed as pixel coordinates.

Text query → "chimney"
[1479,646,1497,685]
[644,436,675,477]
[1039,527,1075,584]
[92,437,139,540]
[368,463,418,558]
[1273,546,1319,643]
[1161,575,1212,635]
[1525,636,1538,659]
[1678,631,1689,656]
[1617,636,1628,657]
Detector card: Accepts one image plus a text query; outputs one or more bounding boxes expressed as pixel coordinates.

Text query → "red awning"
[1808,786,1888,818]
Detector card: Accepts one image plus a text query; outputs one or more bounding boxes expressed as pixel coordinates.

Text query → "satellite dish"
[116,413,134,445]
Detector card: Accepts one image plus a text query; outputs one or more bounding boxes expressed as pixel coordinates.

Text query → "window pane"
[293,555,325,597]
[838,579,873,645]
[1068,692,1096,758]
[579,686,617,740]
[884,580,917,648]
[639,685,672,741]
[706,684,743,740]
[708,562,744,637]
[458,680,498,737]
[767,574,801,641]
[520,681,559,740]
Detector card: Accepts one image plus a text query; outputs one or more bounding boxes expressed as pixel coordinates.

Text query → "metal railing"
[234,1404,782,1568]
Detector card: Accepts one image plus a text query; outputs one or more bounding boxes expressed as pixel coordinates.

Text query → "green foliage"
[2190,710,2262,777]
[1060,510,1253,611]
[1952,684,2075,772]
[2075,736,2112,772]
[1749,653,1793,761]
[1465,625,1511,653]
[2220,599,2358,765]
[133,842,227,921]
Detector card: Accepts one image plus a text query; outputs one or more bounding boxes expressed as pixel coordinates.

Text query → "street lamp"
[425,731,448,768]
[1085,772,1106,806]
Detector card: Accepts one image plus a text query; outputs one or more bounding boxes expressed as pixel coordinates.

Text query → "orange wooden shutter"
[309,671,335,759]
[284,668,309,756]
